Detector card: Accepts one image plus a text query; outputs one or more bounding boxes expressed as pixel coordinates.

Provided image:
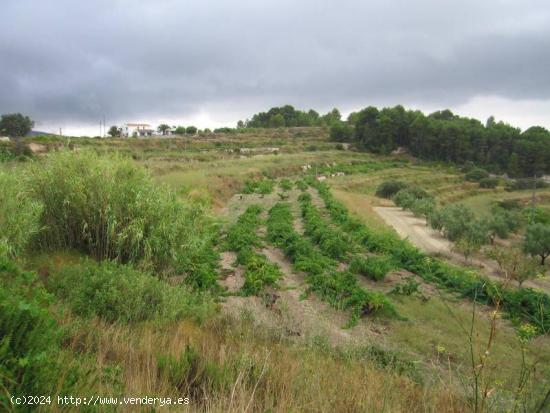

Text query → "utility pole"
[531,174,537,223]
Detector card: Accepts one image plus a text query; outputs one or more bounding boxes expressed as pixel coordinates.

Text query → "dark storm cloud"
[1,0,549,129]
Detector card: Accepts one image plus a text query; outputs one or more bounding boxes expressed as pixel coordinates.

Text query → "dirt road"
[373,207,452,256]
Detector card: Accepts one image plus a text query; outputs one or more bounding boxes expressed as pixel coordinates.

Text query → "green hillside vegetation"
[1,113,550,412]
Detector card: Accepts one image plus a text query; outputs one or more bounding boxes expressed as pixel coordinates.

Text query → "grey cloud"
[1,0,549,129]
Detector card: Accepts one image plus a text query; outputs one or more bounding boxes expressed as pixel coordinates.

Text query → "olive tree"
[0,113,34,137]
[523,224,550,265]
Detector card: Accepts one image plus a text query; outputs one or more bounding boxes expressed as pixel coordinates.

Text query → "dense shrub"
[523,223,550,265]
[349,255,394,281]
[0,249,78,406]
[23,151,219,286]
[479,177,499,188]
[375,180,409,199]
[498,199,522,210]
[488,206,521,240]
[505,178,549,191]
[329,122,353,142]
[393,187,432,210]
[465,168,489,182]
[435,203,475,241]
[523,207,550,225]
[48,260,215,323]
[409,198,436,218]
[0,172,43,257]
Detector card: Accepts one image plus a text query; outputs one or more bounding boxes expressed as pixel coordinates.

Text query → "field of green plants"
[1,129,549,412]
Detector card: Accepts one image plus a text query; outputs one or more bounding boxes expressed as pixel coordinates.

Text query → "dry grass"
[56,311,466,413]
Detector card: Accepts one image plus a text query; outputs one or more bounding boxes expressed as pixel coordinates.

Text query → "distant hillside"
[26,130,58,137]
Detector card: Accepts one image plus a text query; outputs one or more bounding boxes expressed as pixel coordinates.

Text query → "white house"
[121,123,154,137]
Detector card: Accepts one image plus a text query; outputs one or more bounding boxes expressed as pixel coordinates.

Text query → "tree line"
[242,104,550,178]
[240,105,342,128]
[346,106,550,178]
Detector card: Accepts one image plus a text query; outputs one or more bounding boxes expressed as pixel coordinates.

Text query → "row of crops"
[312,181,550,334]
[223,177,550,334]
[266,201,397,325]
[224,205,282,295]
[298,192,395,281]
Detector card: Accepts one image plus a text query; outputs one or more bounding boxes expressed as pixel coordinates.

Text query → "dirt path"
[374,207,452,256]
[373,206,550,293]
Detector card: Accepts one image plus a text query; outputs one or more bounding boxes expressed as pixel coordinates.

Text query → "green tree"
[185,126,197,135]
[438,204,476,241]
[321,108,342,126]
[0,113,34,137]
[329,122,353,142]
[157,124,171,135]
[523,224,550,265]
[487,247,539,287]
[454,221,488,262]
[108,126,121,137]
[268,114,285,128]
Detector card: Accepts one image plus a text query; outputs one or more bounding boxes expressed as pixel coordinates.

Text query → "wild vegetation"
[1,117,549,412]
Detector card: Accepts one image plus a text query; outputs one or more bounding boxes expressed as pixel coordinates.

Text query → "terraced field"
[216,177,550,399]
[7,129,549,412]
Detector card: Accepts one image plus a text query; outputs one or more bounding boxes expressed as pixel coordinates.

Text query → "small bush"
[465,168,489,182]
[295,180,309,191]
[505,178,549,191]
[241,252,282,296]
[48,260,215,323]
[349,255,393,281]
[390,278,420,296]
[410,198,436,218]
[498,199,522,210]
[279,179,293,191]
[257,180,274,195]
[375,180,409,199]
[393,187,432,209]
[479,177,499,188]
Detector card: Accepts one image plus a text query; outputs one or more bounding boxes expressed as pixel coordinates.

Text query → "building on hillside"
[121,123,154,137]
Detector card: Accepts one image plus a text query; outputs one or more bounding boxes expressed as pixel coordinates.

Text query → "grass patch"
[47,259,216,323]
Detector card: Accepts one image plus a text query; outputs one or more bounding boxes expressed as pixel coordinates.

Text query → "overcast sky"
[1,0,550,135]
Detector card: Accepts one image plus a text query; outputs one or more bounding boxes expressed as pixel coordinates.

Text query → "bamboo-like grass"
[22,150,218,285]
